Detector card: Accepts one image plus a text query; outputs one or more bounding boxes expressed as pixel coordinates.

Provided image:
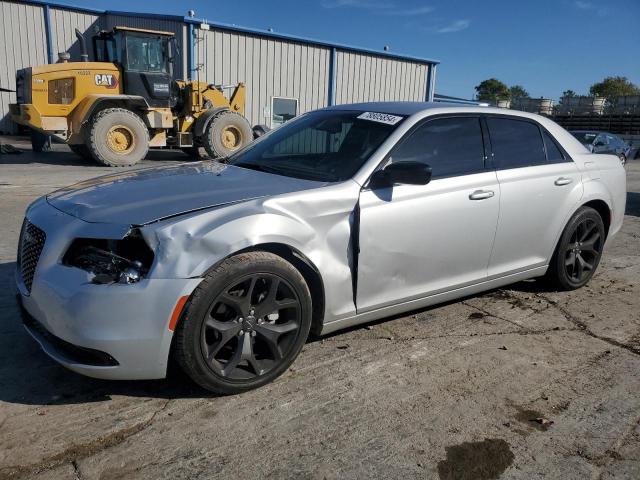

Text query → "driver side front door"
[356,116,500,313]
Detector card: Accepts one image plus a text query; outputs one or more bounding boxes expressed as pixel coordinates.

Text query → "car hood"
[46,162,325,225]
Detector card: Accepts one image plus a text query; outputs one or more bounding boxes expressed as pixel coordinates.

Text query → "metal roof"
[19,0,440,66]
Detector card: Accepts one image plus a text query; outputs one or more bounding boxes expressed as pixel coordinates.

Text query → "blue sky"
[67,0,639,100]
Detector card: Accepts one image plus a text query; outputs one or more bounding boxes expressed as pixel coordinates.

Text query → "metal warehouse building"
[0,0,439,134]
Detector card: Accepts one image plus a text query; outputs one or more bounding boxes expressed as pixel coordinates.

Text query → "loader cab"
[93,26,175,108]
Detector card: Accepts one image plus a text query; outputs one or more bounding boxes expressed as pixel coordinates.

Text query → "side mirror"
[594,139,605,147]
[370,161,432,188]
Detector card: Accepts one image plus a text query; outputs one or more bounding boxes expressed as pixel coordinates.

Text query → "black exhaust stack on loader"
[75,28,89,62]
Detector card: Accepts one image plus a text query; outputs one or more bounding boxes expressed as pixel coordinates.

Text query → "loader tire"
[202,110,252,159]
[88,108,149,167]
[31,130,51,153]
[69,143,92,161]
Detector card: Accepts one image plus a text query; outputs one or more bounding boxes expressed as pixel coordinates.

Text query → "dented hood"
[46,162,324,225]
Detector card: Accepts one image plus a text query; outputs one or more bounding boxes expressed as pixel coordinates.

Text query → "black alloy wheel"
[563,216,602,284]
[174,252,312,394]
[201,273,302,380]
[547,206,605,290]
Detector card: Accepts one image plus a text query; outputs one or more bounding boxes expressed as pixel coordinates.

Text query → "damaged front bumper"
[16,198,201,380]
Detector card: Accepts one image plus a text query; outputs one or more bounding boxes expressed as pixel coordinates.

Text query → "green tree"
[562,89,577,98]
[589,76,640,98]
[475,78,510,102]
[509,85,530,99]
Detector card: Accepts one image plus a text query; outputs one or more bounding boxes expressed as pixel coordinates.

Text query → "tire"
[31,130,51,152]
[202,110,253,159]
[88,108,149,167]
[252,124,270,139]
[546,206,605,291]
[618,154,626,166]
[174,251,312,394]
[68,143,92,161]
[180,146,210,160]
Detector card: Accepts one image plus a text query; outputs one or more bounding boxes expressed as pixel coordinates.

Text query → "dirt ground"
[1,137,639,480]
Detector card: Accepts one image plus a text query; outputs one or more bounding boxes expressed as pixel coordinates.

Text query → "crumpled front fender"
[142,181,361,323]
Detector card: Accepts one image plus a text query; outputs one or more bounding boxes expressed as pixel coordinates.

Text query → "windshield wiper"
[233,163,283,176]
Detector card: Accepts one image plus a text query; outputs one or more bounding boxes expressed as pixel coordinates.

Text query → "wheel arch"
[204,242,326,337]
[70,95,149,143]
[582,199,611,238]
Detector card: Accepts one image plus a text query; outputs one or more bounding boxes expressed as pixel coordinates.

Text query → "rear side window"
[487,117,546,169]
[390,117,485,179]
[542,131,565,163]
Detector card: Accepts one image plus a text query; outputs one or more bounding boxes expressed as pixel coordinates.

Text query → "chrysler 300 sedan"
[17,103,626,394]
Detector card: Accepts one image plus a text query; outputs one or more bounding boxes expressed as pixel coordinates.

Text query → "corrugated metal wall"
[0,1,48,133]
[0,1,435,135]
[199,28,331,127]
[334,50,429,105]
[49,7,102,63]
[104,15,185,79]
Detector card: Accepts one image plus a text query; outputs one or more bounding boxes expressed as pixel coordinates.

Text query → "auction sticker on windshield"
[357,112,404,125]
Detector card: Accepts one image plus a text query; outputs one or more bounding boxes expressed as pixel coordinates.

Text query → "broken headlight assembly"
[62,231,154,285]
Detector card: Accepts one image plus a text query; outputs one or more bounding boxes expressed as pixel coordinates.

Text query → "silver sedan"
[16,103,626,394]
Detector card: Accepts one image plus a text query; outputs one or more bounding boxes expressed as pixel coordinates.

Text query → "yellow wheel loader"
[9,27,253,166]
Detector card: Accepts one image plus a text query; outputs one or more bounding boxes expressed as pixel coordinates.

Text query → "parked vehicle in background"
[17,103,626,394]
[570,130,631,165]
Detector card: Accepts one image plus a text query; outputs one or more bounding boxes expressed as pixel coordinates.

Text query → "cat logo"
[94,74,118,89]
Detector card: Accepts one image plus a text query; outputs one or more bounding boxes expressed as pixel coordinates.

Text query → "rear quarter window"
[542,130,566,163]
[487,117,546,169]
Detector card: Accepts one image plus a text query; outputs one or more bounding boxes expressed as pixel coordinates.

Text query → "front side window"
[125,34,169,73]
[487,117,546,169]
[228,110,400,182]
[388,117,485,178]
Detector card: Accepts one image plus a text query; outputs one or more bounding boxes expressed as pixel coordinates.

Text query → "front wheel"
[174,252,312,394]
[546,206,605,290]
[88,108,149,167]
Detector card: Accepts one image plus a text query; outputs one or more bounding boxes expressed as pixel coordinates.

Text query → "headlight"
[48,78,75,104]
[62,231,154,284]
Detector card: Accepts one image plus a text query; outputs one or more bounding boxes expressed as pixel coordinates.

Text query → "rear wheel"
[174,252,312,394]
[68,143,92,160]
[618,153,626,166]
[180,146,210,160]
[202,110,252,159]
[88,108,149,167]
[546,206,605,290]
[30,130,51,153]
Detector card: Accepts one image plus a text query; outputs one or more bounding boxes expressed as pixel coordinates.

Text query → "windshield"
[571,132,597,145]
[227,110,402,182]
[125,34,169,73]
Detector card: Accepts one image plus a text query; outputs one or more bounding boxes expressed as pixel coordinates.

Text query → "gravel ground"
[1,137,639,480]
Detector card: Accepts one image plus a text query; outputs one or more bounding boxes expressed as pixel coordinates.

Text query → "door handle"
[554,177,573,186]
[469,189,495,200]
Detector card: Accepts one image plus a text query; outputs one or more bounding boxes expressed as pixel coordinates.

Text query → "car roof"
[328,101,466,115]
[325,101,549,121]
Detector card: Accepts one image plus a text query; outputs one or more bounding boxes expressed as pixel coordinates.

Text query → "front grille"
[17,219,46,293]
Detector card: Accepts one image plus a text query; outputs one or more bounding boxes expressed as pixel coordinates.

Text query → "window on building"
[388,116,485,178]
[486,117,546,169]
[272,97,298,128]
